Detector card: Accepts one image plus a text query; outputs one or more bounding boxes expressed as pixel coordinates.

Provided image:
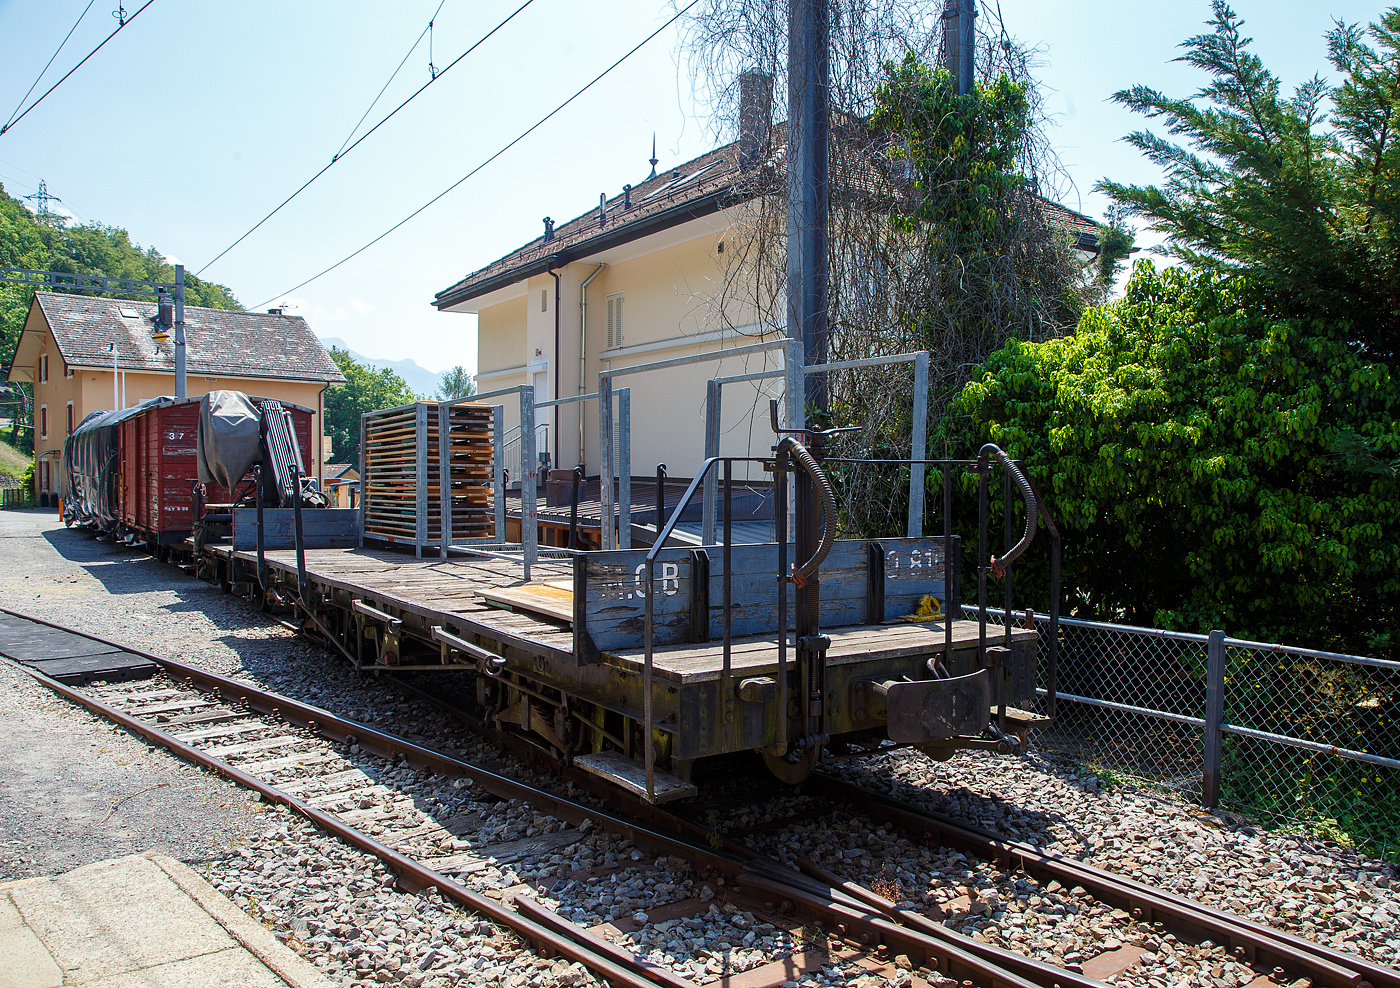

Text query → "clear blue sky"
[0,0,1385,375]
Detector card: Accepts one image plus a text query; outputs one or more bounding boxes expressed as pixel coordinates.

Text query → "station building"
[6,291,346,497]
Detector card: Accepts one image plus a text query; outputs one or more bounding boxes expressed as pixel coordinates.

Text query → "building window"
[541,289,548,312]
[40,404,47,439]
[66,402,74,435]
[39,353,48,383]
[605,293,624,350]
[41,460,49,494]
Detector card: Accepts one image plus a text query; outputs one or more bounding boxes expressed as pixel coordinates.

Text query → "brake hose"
[979,444,1037,575]
[780,436,837,584]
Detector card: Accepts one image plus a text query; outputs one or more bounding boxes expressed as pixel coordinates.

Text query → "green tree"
[1,182,241,371]
[323,347,419,466]
[825,56,1090,535]
[1097,3,1400,361]
[1093,205,1136,285]
[946,262,1400,656]
[434,365,475,401]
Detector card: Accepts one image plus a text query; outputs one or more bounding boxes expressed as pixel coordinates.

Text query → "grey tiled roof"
[434,121,1104,309]
[33,293,346,384]
[434,136,759,309]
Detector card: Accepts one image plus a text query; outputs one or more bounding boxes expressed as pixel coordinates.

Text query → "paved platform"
[0,852,328,988]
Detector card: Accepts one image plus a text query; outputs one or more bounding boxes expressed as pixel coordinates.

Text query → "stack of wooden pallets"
[361,401,493,552]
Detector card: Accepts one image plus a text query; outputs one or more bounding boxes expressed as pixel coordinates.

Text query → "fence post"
[1202,629,1226,808]
[702,379,719,545]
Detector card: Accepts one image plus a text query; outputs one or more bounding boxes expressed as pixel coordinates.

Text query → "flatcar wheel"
[760,744,822,785]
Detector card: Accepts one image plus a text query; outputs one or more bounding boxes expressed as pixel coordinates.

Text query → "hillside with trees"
[1,183,243,450]
[0,182,241,368]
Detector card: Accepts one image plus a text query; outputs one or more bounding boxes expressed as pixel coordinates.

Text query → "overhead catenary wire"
[4,0,97,132]
[334,0,447,161]
[253,0,701,311]
[0,0,154,138]
[197,0,533,277]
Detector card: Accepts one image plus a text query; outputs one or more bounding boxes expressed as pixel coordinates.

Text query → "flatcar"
[195,406,1056,803]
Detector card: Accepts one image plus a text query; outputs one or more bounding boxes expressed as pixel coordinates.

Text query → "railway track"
[7,603,1395,988]
[0,606,1092,988]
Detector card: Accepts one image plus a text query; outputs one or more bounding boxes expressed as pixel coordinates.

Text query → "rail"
[6,604,1115,988]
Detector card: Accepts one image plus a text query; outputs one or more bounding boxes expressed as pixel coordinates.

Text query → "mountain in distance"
[320,336,446,397]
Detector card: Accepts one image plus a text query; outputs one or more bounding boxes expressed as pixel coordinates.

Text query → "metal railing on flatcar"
[636,442,1061,801]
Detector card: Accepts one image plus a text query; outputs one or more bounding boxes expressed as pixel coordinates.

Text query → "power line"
[197,0,534,277]
[0,0,155,138]
[335,0,447,161]
[252,0,700,312]
[4,0,97,132]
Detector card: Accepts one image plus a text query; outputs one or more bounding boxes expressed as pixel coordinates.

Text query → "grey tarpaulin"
[197,390,262,490]
[62,397,169,531]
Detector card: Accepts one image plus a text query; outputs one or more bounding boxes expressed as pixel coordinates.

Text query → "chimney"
[543,216,555,242]
[157,293,173,330]
[738,69,773,170]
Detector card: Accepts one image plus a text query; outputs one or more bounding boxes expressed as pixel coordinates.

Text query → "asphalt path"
[0,508,263,881]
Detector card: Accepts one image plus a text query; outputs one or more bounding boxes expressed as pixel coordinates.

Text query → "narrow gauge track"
[11,575,1395,988]
[2,605,1102,988]
[798,775,1400,988]
[304,643,1399,988]
[382,670,1400,988]
[659,779,1397,988]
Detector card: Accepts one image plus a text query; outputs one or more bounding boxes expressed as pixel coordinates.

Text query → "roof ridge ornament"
[647,133,658,181]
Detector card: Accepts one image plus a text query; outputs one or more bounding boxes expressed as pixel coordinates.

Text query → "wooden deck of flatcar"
[203,543,1033,682]
[611,621,1035,683]
[204,543,578,662]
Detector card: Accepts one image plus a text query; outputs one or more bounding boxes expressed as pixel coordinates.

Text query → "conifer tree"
[1098,2,1400,361]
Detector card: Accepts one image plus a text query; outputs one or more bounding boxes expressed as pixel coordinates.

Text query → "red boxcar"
[118,396,315,544]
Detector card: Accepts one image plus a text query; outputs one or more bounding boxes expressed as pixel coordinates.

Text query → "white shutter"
[605,293,624,350]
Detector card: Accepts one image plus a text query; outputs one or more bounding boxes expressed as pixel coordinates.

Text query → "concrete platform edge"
[142,851,329,988]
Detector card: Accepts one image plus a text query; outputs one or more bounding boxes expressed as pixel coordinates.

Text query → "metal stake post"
[438,402,451,558]
[702,380,720,544]
[358,413,367,547]
[414,402,429,558]
[292,466,308,602]
[173,265,187,399]
[1203,629,1226,807]
[618,388,631,550]
[492,406,505,542]
[654,464,667,535]
[520,386,537,580]
[598,377,613,550]
[908,350,928,537]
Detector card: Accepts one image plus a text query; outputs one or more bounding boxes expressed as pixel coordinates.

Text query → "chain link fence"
[967,606,1400,860]
[1218,638,1400,859]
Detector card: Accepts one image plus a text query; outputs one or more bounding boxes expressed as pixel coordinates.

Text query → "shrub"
[947,262,1400,656]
